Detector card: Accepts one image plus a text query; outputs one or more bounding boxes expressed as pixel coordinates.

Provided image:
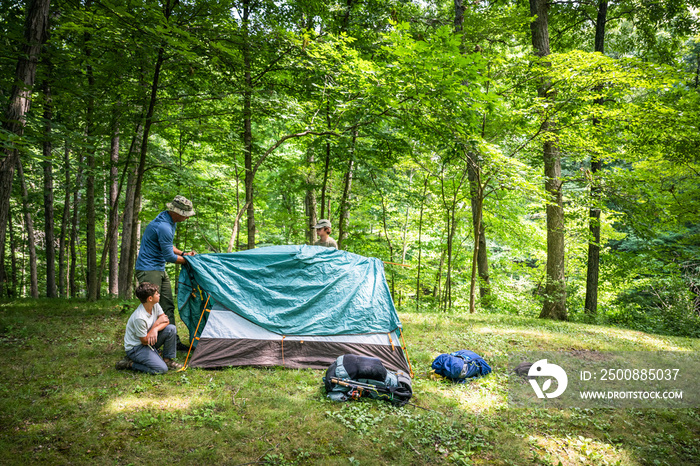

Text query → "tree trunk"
[17,159,38,298]
[0,0,51,297]
[42,78,57,297]
[130,0,174,269]
[242,0,256,250]
[467,154,490,299]
[584,0,608,316]
[304,149,318,245]
[118,124,142,299]
[415,174,428,310]
[530,0,567,320]
[69,153,83,298]
[337,133,356,250]
[320,100,332,220]
[118,166,137,299]
[108,120,119,297]
[84,23,98,301]
[58,143,70,297]
[8,213,18,298]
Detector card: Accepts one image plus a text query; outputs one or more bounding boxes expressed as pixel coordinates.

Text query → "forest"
[1,0,699,338]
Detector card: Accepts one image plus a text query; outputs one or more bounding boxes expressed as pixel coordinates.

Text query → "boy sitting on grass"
[115,282,183,373]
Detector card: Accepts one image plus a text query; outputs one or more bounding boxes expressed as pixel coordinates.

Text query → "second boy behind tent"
[115,282,182,374]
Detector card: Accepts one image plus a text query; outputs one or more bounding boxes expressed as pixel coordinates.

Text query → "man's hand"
[184,250,196,256]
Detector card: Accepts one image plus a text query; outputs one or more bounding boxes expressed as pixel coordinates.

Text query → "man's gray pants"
[126,324,177,374]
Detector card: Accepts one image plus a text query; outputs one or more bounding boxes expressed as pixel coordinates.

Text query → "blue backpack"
[431,350,491,383]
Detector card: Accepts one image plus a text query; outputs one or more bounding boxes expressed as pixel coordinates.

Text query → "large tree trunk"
[69,153,83,298]
[58,143,70,297]
[42,78,57,297]
[0,0,51,297]
[108,120,119,297]
[530,0,567,320]
[584,0,608,316]
[242,0,255,250]
[84,22,98,301]
[17,159,38,298]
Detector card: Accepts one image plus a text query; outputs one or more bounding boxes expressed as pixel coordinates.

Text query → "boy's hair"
[135,282,159,303]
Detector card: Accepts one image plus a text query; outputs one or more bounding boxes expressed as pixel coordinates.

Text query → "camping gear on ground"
[323,354,413,406]
[431,350,491,383]
[177,245,413,374]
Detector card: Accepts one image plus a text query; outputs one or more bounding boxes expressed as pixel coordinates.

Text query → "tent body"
[177,245,409,372]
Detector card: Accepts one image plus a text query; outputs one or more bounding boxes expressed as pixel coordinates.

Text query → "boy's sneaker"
[176,340,190,352]
[165,359,183,370]
[115,356,133,370]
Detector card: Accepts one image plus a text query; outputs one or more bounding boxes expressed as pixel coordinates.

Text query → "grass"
[0,298,699,465]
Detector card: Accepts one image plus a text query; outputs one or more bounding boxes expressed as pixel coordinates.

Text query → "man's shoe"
[115,356,133,370]
[176,340,190,352]
[164,359,183,370]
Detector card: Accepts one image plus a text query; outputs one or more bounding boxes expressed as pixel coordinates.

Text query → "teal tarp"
[178,245,402,340]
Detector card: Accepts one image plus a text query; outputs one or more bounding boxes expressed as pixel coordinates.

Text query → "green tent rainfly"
[177,245,410,372]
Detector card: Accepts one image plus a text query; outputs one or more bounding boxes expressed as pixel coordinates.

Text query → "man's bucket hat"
[166,195,195,217]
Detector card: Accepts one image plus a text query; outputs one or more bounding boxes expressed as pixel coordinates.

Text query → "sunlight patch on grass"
[105,395,192,414]
[421,382,505,414]
[528,433,631,466]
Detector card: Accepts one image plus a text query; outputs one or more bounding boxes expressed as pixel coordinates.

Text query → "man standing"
[135,195,195,350]
[313,219,338,249]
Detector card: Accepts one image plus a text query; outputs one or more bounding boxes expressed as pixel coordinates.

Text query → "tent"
[177,245,411,373]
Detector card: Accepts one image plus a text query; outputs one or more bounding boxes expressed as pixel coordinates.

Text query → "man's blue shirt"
[135,211,178,271]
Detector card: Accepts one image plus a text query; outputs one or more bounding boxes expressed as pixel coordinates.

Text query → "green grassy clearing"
[0,299,698,465]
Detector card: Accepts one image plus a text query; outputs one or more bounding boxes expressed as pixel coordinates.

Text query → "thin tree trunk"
[8,213,18,298]
[304,149,318,245]
[530,0,567,320]
[126,194,142,296]
[118,124,141,299]
[371,170,395,299]
[58,142,70,297]
[69,152,83,298]
[320,100,331,220]
[108,119,119,297]
[585,0,608,316]
[130,0,174,268]
[337,132,356,250]
[415,174,428,310]
[42,78,57,297]
[0,0,51,297]
[17,159,38,298]
[467,154,490,300]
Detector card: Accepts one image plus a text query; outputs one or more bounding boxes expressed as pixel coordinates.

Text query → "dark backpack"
[323,354,413,406]
[431,350,492,383]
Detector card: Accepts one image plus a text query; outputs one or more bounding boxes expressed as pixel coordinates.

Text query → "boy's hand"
[146,328,159,345]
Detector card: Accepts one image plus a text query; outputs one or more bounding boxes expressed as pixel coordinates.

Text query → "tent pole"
[179,292,211,372]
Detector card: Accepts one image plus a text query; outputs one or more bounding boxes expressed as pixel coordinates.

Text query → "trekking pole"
[329,378,394,400]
